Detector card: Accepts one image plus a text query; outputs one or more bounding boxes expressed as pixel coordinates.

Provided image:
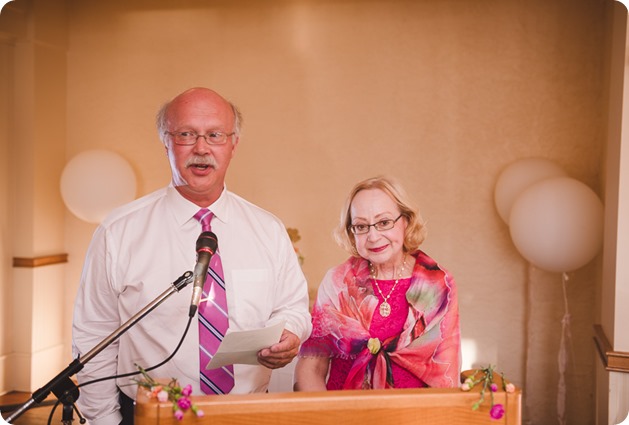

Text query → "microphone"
[189,231,218,317]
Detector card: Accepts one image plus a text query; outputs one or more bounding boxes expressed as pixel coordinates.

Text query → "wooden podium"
[135,382,521,425]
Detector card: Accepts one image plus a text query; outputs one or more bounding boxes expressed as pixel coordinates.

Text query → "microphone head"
[196,231,218,255]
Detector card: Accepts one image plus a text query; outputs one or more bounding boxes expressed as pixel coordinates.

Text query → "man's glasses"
[349,214,403,235]
[167,130,235,146]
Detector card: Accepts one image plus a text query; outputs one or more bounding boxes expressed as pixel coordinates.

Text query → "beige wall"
[0,0,616,424]
[0,12,10,393]
[1,0,69,393]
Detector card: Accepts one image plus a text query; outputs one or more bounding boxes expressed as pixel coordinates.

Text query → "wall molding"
[594,324,629,373]
[12,254,68,268]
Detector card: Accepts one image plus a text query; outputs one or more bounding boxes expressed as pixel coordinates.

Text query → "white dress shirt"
[72,185,312,425]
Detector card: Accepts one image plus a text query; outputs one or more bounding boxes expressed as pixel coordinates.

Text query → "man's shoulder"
[100,187,169,227]
[224,190,282,223]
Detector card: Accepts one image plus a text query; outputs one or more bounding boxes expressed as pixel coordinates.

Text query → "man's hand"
[257,329,300,369]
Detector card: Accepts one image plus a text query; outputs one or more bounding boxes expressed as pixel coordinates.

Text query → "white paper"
[206,320,286,370]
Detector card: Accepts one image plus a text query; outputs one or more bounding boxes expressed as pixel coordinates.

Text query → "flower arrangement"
[134,367,204,421]
[286,227,305,265]
[460,365,516,420]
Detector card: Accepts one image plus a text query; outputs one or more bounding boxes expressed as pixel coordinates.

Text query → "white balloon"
[509,177,604,272]
[60,150,137,223]
[494,158,567,223]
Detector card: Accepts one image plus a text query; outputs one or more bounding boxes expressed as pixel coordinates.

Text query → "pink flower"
[490,383,498,392]
[505,383,516,393]
[177,396,192,410]
[196,409,205,417]
[490,404,505,420]
[182,384,193,397]
[133,368,203,422]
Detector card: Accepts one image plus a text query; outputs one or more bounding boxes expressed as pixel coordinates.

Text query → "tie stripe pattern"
[193,208,234,395]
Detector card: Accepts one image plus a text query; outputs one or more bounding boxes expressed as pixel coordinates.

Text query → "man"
[72,88,312,425]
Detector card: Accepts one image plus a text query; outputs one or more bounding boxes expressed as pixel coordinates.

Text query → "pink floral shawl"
[300,250,460,389]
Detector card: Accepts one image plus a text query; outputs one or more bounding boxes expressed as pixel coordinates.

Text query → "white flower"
[461,378,474,391]
[157,390,169,402]
[367,338,381,355]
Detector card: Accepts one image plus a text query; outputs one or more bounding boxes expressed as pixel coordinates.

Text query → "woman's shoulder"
[412,250,451,274]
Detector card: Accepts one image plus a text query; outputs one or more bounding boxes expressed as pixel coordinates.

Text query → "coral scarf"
[300,251,460,389]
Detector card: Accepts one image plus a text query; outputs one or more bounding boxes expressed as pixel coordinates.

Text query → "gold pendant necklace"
[370,258,407,318]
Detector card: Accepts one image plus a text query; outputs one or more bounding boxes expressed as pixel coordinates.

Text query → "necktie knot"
[194,208,214,232]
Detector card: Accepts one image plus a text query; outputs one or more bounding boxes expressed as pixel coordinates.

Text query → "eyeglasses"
[167,130,236,146]
[349,214,403,235]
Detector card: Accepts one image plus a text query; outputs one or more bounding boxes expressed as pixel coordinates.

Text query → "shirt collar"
[206,187,229,225]
[166,184,230,227]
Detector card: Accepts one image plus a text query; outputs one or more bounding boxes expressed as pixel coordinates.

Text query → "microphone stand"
[6,270,194,424]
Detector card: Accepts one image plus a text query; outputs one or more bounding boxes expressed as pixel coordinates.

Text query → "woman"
[294,176,460,391]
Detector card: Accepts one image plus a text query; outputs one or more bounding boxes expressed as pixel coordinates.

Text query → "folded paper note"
[206,320,286,369]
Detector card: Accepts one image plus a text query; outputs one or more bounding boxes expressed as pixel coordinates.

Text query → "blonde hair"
[334,176,427,257]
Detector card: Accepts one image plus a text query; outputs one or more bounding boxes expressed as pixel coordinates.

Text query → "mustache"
[185,155,217,169]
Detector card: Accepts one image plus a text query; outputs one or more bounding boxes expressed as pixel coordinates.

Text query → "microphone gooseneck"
[189,231,218,317]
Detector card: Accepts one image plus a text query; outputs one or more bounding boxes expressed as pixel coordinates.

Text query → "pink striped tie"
[193,208,234,395]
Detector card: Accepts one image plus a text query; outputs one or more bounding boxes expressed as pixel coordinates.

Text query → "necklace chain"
[370,257,407,318]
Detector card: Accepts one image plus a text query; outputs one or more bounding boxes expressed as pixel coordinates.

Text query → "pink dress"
[326,277,425,390]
